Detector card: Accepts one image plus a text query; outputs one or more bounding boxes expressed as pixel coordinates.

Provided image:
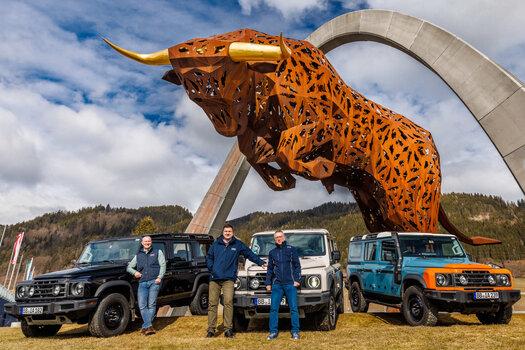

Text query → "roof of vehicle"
[87,233,214,244]
[350,231,457,242]
[252,228,331,237]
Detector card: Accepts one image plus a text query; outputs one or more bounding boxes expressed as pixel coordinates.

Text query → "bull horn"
[102,38,170,65]
[228,32,291,62]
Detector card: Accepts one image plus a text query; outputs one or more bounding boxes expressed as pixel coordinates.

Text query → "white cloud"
[238,0,327,18]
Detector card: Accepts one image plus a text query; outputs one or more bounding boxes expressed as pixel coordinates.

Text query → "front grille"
[30,280,67,299]
[455,270,492,287]
[248,273,267,291]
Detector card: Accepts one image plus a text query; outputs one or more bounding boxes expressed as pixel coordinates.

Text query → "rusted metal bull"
[105,29,499,245]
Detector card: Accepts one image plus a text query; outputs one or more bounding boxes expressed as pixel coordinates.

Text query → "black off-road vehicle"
[4,233,214,337]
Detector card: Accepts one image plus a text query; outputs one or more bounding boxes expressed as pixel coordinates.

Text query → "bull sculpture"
[105,29,499,245]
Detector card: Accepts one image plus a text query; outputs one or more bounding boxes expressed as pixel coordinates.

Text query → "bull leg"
[276,122,336,179]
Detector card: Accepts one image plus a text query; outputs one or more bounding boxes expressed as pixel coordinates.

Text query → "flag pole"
[8,233,24,290]
[0,224,6,248]
[12,253,24,291]
[3,241,15,286]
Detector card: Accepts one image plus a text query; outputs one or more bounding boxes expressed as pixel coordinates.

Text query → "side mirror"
[331,250,341,262]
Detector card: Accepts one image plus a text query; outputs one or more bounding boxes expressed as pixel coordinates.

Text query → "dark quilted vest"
[136,247,160,283]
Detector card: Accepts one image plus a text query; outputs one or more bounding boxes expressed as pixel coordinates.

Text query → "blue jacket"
[265,241,301,286]
[206,235,265,281]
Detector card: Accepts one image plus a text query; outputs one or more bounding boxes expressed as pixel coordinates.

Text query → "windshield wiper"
[76,262,92,266]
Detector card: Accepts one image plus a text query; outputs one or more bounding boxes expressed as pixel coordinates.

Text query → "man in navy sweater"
[265,230,301,340]
[205,223,267,338]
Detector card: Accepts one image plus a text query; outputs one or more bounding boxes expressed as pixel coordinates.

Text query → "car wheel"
[314,293,338,331]
[88,293,130,337]
[189,283,209,315]
[350,281,369,313]
[337,288,345,314]
[233,311,250,332]
[402,286,438,326]
[20,319,61,337]
[476,306,513,325]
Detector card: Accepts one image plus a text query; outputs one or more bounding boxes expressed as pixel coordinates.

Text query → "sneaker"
[292,333,300,340]
[224,330,235,338]
[206,331,214,338]
[267,333,278,340]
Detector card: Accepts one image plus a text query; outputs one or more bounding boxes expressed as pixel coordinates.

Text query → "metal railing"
[0,284,15,302]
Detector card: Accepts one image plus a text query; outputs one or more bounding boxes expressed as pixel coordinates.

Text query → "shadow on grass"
[369,312,479,326]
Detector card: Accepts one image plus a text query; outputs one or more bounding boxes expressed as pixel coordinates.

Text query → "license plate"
[474,292,499,300]
[22,307,43,315]
[255,297,286,306]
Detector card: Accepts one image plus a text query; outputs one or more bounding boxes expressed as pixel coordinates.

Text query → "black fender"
[95,280,135,305]
[401,274,427,296]
[191,273,211,297]
[348,273,364,290]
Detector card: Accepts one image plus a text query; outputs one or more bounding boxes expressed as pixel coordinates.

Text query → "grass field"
[2,313,525,350]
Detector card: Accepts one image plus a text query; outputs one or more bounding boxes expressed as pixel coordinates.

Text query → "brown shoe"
[145,326,156,335]
[140,328,147,336]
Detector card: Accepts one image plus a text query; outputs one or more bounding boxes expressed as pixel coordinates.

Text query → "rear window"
[349,242,362,260]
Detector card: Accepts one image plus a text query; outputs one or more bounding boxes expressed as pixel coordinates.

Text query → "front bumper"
[4,298,99,322]
[233,291,330,317]
[424,289,521,313]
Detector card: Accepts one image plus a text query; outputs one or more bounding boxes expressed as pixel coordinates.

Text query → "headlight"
[306,275,321,289]
[71,282,85,296]
[17,286,28,299]
[496,274,511,286]
[234,278,241,290]
[435,274,449,286]
[52,285,61,296]
[458,275,468,286]
[487,275,496,285]
[28,286,35,297]
[249,278,260,290]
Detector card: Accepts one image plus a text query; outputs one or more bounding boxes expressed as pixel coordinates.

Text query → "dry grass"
[1,313,525,350]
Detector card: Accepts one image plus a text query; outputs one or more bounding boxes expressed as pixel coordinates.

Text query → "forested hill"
[0,193,524,280]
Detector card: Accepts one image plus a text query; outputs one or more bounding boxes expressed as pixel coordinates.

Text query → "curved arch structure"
[307,9,525,195]
[187,10,525,236]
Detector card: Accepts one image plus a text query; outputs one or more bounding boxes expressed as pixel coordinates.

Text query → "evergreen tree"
[132,216,158,236]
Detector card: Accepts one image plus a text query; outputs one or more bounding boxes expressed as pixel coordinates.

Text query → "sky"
[0,0,524,225]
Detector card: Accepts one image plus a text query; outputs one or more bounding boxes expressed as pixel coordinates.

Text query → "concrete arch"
[306,9,525,195]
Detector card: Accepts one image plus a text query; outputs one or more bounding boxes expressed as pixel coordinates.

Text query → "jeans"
[207,280,234,332]
[138,279,161,329]
[269,284,299,334]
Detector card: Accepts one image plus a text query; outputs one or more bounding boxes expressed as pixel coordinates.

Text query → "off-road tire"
[402,286,438,326]
[189,283,209,315]
[350,281,369,313]
[314,293,338,331]
[476,306,513,325]
[21,319,61,337]
[337,288,345,314]
[88,293,130,337]
[233,311,250,332]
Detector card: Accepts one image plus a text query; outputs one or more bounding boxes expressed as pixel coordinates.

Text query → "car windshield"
[251,234,325,257]
[77,238,141,265]
[399,236,465,258]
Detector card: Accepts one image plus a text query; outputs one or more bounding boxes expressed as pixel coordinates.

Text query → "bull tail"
[438,204,501,245]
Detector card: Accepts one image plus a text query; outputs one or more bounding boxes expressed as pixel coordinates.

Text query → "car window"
[349,242,362,260]
[153,242,166,256]
[173,242,191,261]
[364,242,377,261]
[380,240,396,261]
[194,243,207,258]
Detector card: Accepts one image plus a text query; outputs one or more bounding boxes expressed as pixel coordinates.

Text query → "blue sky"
[0,0,524,224]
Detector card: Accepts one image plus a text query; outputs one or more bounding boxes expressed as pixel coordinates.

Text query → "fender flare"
[191,273,211,296]
[402,274,427,295]
[95,280,135,305]
[348,273,364,290]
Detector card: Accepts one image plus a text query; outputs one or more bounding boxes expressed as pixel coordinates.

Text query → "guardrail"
[0,284,15,303]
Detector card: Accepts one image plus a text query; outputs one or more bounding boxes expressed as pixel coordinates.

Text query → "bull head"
[104,30,291,137]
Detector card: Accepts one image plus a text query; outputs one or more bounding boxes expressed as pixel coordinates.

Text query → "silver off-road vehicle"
[232,229,344,331]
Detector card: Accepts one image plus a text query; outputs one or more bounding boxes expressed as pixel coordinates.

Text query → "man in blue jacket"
[206,223,266,338]
[265,230,301,340]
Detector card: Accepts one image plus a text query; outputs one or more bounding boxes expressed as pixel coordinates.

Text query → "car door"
[168,241,194,300]
[376,239,398,296]
[361,241,378,294]
[152,241,170,305]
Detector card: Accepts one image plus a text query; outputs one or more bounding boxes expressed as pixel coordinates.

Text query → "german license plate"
[255,297,286,306]
[21,307,43,315]
[474,292,499,300]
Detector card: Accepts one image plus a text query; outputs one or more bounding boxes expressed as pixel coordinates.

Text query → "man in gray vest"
[127,235,166,335]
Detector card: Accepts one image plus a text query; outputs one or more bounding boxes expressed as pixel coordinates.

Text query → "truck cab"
[346,232,521,326]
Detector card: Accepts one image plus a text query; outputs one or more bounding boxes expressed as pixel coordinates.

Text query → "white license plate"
[22,307,43,315]
[474,292,499,300]
[255,297,286,306]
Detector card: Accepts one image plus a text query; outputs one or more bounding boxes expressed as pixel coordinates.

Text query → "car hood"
[402,257,471,269]
[34,263,128,280]
[245,256,327,272]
